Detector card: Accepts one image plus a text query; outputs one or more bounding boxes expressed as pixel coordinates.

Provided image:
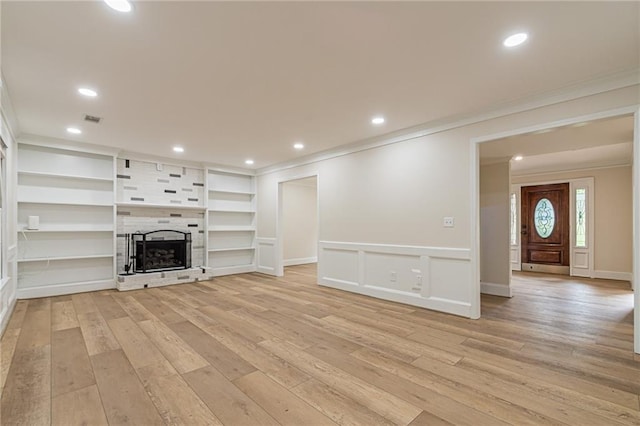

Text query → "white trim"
[480,281,512,298]
[593,270,633,283]
[207,265,255,277]
[283,257,317,267]
[258,71,639,176]
[470,140,481,319]
[512,162,633,179]
[0,297,17,338]
[18,135,119,157]
[633,107,640,353]
[17,279,115,299]
[256,237,277,275]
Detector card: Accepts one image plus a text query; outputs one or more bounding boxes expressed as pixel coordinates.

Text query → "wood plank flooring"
[1,265,638,425]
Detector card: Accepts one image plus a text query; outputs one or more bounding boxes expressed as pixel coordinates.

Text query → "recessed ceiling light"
[104,0,132,13]
[513,155,524,161]
[503,33,528,48]
[78,87,98,97]
[293,143,304,150]
[371,116,385,125]
[66,127,82,135]
[245,159,254,165]
[173,146,184,153]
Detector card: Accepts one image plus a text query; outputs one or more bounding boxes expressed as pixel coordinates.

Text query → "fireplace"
[131,230,191,273]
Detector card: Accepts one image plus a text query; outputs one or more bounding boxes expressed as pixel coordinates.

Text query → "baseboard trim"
[283,257,317,267]
[209,265,256,277]
[0,297,17,339]
[481,281,512,298]
[17,279,116,299]
[593,270,632,282]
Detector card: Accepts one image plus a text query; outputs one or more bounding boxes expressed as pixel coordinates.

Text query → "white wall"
[282,178,318,266]
[0,76,19,336]
[513,165,633,277]
[480,162,511,296]
[257,84,639,318]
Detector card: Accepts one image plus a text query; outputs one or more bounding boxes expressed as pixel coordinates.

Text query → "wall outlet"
[443,216,454,228]
[390,271,397,282]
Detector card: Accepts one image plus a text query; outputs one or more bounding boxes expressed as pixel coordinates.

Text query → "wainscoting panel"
[318,241,472,317]
[256,238,277,275]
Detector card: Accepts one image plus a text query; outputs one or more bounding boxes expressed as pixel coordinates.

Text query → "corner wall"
[480,162,511,296]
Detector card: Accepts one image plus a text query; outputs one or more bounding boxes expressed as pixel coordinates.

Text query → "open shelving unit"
[16,144,116,297]
[206,169,256,275]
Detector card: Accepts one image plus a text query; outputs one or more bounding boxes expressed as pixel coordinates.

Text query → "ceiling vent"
[84,114,102,124]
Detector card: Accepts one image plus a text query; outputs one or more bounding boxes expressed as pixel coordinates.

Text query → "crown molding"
[18,133,120,157]
[258,68,640,176]
[512,162,632,179]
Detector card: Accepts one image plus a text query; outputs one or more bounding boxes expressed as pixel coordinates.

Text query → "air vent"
[84,114,102,124]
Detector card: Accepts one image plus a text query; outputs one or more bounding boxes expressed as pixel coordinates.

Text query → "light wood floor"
[1,265,638,425]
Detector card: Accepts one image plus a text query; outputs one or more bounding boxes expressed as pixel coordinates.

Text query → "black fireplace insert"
[132,230,192,273]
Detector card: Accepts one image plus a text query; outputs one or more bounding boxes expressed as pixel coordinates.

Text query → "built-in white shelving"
[16,144,117,297]
[206,169,256,274]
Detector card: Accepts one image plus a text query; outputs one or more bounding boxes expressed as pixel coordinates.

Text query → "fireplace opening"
[132,230,192,273]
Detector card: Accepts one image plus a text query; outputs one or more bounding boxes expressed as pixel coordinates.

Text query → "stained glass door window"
[534,198,555,238]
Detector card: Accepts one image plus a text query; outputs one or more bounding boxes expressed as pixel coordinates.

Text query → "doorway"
[275,174,319,276]
[473,109,638,353]
[520,183,570,274]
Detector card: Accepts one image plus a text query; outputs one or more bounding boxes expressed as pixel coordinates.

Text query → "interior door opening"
[277,176,318,276]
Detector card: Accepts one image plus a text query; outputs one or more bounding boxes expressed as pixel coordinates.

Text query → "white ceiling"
[480,115,635,175]
[2,1,638,169]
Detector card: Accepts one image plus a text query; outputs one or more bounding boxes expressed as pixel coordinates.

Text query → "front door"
[521,183,570,274]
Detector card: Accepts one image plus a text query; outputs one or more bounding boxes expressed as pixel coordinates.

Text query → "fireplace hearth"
[131,230,191,273]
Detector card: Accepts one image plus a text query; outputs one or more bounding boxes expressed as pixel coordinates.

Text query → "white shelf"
[208,247,255,253]
[116,202,206,211]
[18,225,114,233]
[17,198,113,207]
[18,254,114,263]
[208,208,255,213]
[208,226,255,232]
[18,170,113,182]
[208,188,255,196]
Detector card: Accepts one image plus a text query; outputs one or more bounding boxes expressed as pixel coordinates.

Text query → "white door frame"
[275,172,319,277]
[510,177,595,277]
[470,105,639,353]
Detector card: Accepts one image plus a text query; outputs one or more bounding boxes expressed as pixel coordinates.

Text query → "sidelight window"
[576,188,586,247]
[510,193,517,245]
